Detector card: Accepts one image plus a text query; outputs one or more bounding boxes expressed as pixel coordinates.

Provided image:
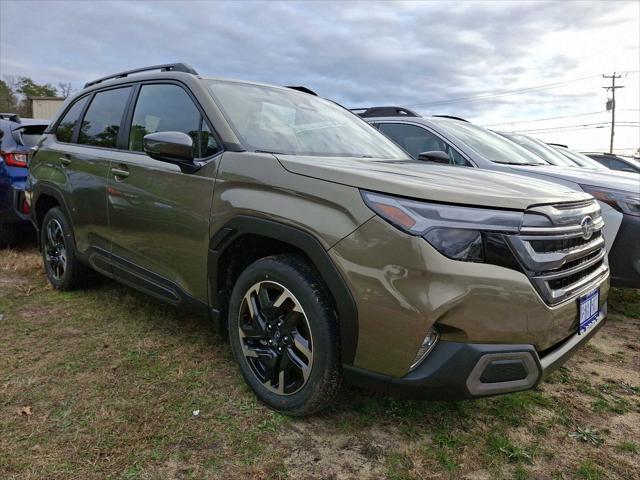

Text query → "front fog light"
[410,327,440,371]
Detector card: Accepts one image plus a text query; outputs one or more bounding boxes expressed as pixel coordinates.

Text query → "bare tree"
[58,82,73,98]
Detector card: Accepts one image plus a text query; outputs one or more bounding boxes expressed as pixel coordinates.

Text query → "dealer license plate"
[578,288,599,334]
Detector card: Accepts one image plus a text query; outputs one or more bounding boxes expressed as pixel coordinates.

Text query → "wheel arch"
[32,183,69,231]
[209,216,359,365]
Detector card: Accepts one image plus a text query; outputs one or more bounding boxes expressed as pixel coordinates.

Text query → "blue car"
[0,114,49,246]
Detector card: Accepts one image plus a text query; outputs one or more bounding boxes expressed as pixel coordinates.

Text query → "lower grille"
[508,200,608,305]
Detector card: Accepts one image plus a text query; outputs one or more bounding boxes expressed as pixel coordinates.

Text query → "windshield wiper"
[255,149,289,156]
[493,161,544,166]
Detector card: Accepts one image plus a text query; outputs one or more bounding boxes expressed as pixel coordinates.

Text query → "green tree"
[2,76,61,116]
[0,80,18,112]
[16,77,58,98]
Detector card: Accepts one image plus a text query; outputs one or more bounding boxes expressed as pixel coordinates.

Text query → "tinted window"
[610,158,635,171]
[592,156,611,168]
[378,123,469,166]
[433,119,547,165]
[207,80,407,159]
[198,122,221,158]
[128,84,220,159]
[501,133,575,167]
[79,88,131,148]
[56,96,89,143]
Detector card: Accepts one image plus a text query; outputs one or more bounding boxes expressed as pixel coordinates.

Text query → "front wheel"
[228,255,342,416]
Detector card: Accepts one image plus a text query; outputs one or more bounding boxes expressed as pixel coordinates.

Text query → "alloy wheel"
[44,218,67,280]
[238,281,314,395]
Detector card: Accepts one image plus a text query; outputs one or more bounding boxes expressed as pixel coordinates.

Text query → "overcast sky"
[1,0,638,152]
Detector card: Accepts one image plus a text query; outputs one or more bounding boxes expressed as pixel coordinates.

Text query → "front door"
[107,82,222,304]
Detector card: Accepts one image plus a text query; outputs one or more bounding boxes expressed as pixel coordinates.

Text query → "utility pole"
[602,73,624,153]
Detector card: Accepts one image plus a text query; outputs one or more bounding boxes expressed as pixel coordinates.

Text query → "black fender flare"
[208,215,359,365]
[30,182,71,230]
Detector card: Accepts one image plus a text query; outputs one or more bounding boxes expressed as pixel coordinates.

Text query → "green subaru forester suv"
[27,64,609,415]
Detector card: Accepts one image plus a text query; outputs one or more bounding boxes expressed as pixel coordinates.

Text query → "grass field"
[1,242,639,480]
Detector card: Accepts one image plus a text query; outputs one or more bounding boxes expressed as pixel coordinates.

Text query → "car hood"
[508,165,640,191]
[276,155,591,210]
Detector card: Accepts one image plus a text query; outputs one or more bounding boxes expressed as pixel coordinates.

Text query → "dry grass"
[1,243,639,479]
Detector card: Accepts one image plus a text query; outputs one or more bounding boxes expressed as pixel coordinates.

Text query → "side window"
[610,159,630,171]
[199,123,222,158]
[128,84,221,159]
[55,96,89,143]
[378,123,470,166]
[78,87,132,148]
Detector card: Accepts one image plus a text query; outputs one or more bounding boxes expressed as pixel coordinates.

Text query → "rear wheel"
[41,207,92,290]
[228,255,341,416]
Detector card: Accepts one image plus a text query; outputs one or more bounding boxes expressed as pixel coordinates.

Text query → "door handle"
[59,156,71,167]
[111,167,130,179]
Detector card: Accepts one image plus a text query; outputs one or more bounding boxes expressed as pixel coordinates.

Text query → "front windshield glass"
[432,119,547,165]
[501,133,576,167]
[553,147,607,170]
[207,80,408,159]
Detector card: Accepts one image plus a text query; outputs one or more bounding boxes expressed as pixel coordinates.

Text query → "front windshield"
[207,80,408,159]
[553,147,607,170]
[432,119,547,165]
[501,133,577,167]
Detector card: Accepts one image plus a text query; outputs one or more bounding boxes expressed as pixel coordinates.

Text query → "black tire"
[228,254,342,416]
[40,207,92,290]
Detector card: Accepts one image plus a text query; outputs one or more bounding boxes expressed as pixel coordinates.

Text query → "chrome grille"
[508,200,608,305]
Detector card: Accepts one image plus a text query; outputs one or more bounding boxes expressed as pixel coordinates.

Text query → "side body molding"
[208,215,359,365]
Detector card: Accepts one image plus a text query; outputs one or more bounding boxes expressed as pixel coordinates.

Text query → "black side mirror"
[418,150,451,164]
[143,131,197,171]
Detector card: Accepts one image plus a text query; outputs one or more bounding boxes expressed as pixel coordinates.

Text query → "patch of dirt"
[281,423,404,479]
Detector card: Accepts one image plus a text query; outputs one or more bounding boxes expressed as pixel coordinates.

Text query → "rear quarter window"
[55,96,90,143]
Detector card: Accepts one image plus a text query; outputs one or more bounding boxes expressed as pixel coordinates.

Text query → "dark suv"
[27,64,609,415]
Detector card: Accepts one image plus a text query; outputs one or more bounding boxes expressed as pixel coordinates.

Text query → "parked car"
[0,114,49,246]
[547,144,610,171]
[497,132,580,169]
[583,152,640,174]
[357,108,639,288]
[28,64,609,415]
[502,136,636,180]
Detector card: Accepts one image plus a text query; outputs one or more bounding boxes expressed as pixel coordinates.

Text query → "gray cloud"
[0,0,636,122]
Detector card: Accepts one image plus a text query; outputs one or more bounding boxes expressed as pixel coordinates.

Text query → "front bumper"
[330,216,609,377]
[609,213,640,288]
[344,307,606,399]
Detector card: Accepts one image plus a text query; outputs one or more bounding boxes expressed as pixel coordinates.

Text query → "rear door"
[107,82,222,304]
[34,87,131,260]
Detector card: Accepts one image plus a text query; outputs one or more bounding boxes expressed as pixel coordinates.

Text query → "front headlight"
[580,185,640,217]
[361,191,522,262]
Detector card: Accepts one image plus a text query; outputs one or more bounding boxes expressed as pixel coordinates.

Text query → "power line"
[405,70,639,109]
[485,109,640,127]
[405,74,601,107]
[511,122,639,134]
[485,111,604,126]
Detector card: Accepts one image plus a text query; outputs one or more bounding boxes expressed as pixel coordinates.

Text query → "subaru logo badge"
[580,216,595,240]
